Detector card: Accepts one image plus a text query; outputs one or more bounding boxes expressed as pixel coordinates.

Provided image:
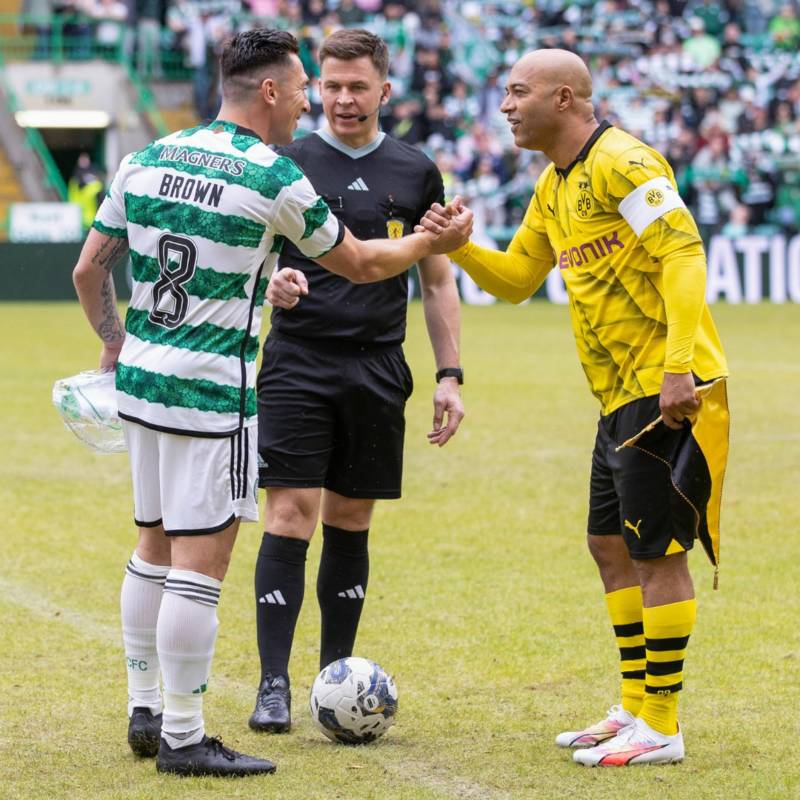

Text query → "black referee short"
[588,394,696,559]
[256,331,413,498]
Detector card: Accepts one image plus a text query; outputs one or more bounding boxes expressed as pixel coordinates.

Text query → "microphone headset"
[356,91,387,122]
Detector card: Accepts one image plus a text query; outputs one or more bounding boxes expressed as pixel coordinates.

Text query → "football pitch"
[1,300,798,800]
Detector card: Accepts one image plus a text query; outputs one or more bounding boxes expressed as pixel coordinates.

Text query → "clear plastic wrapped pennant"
[52,370,126,454]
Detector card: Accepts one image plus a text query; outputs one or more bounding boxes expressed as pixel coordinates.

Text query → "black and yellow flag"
[617,379,730,587]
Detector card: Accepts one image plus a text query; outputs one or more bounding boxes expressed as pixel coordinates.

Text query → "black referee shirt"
[271,129,445,346]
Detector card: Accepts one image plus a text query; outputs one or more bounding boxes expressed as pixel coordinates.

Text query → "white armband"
[618,176,686,237]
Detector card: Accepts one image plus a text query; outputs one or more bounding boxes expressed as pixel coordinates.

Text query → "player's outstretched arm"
[417,201,553,304]
[267,267,309,309]
[72,227,129,370]
[316,201,473,284]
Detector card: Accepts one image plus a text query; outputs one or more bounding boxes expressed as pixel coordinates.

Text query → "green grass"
[1,301,798,799]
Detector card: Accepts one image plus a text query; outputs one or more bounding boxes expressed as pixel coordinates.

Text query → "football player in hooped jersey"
[420,49,729,766]
[248,29,464,735]
[72,28,471,778]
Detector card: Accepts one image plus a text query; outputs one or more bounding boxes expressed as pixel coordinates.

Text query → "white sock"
[121,552,169,716]
[157,569,221,750]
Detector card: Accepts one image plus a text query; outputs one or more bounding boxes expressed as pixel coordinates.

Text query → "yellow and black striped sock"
[639,598,697,735]
[605,586,645,716]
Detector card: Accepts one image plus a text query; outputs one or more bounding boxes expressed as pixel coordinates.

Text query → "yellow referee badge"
[387,218,404,239]
[645,188,664,207]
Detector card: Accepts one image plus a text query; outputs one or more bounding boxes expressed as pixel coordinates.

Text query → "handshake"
[269,196,473,309]
[413,195,473,248]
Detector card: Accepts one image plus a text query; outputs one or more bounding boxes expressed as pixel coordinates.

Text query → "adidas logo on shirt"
[347,178,369,191]
[258,590,286,605]
[337,584,365,599]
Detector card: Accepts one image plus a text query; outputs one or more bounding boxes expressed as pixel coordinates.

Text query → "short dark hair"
[319,29,389,80]
[220,28,299,98]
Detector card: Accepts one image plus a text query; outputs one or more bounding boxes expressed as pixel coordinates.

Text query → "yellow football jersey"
[453,122,728,414]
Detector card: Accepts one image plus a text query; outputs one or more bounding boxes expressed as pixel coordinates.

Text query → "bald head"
[500,48,598,164]
[513,49,592,103]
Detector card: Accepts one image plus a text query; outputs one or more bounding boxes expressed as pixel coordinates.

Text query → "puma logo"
[628,158,647,168]
[624,518,643,538]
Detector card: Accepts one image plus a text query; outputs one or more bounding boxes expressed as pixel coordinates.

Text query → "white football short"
[122,420,259,535]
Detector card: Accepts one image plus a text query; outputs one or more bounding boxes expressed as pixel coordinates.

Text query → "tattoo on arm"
[97,274,125,343]
[91,236,129,273]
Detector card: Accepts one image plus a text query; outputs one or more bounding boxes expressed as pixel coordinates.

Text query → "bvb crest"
[386,219,404,239]
[576,190,593,218]
[646,188,664,207]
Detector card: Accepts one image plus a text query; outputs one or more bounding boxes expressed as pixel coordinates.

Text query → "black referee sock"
[317,524,369,670]
[254,532,309,682]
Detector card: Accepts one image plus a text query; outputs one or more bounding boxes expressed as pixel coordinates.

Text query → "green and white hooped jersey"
[93,121,343,436]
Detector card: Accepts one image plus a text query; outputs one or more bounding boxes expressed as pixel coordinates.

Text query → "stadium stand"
[0,0,798,243]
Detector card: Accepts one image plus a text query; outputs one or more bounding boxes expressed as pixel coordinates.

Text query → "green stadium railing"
[0,13,191,77]
[0,48,67,203]
[122,62,170,139]
[0,13,170,166]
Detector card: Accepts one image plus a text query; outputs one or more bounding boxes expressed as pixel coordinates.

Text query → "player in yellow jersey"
[419,49,729,766]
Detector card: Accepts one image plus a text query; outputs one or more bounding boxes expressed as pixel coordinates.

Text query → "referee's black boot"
[127,707,162,757]
[248,674,291,733]
[156,734,276,777]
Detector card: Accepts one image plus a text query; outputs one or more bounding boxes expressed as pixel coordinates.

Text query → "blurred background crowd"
[17,0,800,239]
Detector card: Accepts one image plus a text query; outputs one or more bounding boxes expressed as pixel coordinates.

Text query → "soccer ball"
[309,657,398,744]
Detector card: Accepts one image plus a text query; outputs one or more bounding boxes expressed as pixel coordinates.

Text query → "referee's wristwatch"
[435,367,464,385]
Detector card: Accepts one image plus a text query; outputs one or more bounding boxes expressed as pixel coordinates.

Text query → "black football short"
[587,394,697,559]
[256,331,413,498]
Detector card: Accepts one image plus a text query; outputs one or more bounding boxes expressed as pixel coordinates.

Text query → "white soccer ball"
[309,657,398,744]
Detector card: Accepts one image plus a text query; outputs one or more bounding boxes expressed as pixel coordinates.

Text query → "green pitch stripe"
[92,219,127,238]
[302,197,331,239]
[129,250,250,301]
[125,307,259,362]
[117,363,256,417]
[125,193,265,248]
[130,144,304,200]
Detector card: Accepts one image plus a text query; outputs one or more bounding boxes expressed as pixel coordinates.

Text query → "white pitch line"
[0,576,121,643]
[0,576,513,800]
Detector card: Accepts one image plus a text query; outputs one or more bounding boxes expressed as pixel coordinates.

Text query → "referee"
[249,28,464,733]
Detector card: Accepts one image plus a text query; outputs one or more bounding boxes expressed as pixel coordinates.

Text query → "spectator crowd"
[17,0,800,238]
